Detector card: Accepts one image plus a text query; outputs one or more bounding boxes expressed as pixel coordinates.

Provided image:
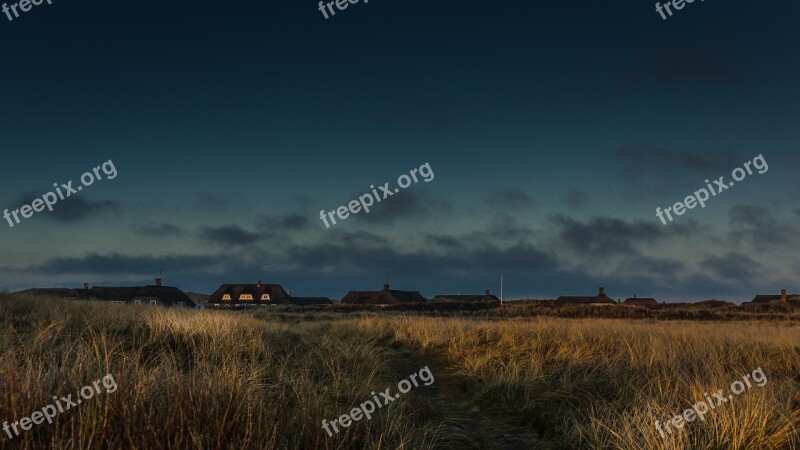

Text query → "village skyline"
[14,275,798,307]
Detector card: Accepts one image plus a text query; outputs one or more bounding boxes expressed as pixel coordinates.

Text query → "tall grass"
[2,293,798,449]
[363,316,800,449]
[0,294,458,449]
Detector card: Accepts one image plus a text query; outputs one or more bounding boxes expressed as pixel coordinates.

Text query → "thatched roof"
[208,283,290,304]
[693,299,735,308]
[341,284,426,305]
[556,296,616,305]
[83,285,196,307]
[556,287,616,306]
[751,295,781,303]
[622,298,658,306]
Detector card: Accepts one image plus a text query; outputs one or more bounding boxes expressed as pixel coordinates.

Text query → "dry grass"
[0,294,460,450]
[361,316,800,449]
[1,293,799,449]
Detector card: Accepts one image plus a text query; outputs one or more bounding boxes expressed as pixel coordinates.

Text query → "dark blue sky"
[1,0,798,301]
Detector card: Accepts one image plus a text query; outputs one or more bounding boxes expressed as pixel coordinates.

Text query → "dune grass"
[1,293,798,449]
[0,294,460,449]
[364,316,800,449]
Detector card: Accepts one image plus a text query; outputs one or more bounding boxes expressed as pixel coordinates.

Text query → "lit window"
[222,294,231,301]
[261,294,271,300]
[150,300,157,306]
[240,294,253,301]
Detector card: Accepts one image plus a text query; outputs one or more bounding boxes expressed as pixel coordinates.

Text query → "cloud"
[285,237,558,277]
[257,212,310,233]
[614,143,714,173]
[619,256,685,276]
[700,252,764,282]
[200,225,262,246]
[134,222,185,237]
[195,193,229,212]
[1,210,778,302]
[27,253,219,275]
[425,234,463,250]
[489,189,535,209]
[8,191,119,223]
[562,188,588,209]
[549,214,699,257]
[467,214,538,243]
[610,144,740,194]
[729,205,770,227]
[53,197,120,222]
[355,190,450,224]
[727,205,797,248]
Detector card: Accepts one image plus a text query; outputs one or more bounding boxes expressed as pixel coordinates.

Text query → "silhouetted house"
[432,289,500,303]
[750,289,799,304]
[206,281,291,308]
[693,299,736,308]
[81,278,195,307]
[16,278,195,308]
[341,283,426,305]
[622,296,658,307]
[556,287,616,306]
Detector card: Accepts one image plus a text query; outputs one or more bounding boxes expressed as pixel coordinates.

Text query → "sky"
[1,0,798,302]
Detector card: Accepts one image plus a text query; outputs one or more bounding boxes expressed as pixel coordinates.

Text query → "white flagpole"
[501,273,504,305]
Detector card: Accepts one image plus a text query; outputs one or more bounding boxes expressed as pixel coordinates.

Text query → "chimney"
[781,289,788,302]
[257,280,262,288]
[155,277,162,287]
[485,288,491,298]
[383,283,390,291]
[599,287,605,296]
[83,282,89,289]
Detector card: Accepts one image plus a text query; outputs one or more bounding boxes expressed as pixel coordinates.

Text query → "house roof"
[556,295,616,305]
[341,285,426,305]
[208,283,290,303]
[694,299,735,308]
[340,291,377,304]
[622,298,658,306]
[83,285,196,307]
[751,294,786,303]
